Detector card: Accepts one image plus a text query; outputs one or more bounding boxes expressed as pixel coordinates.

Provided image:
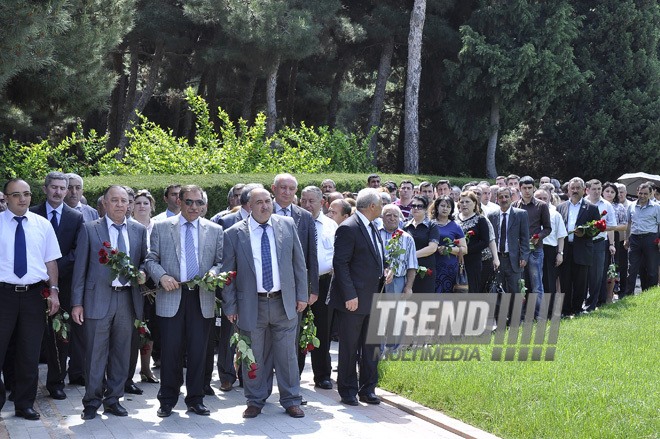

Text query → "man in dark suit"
[328,188,391,406]
[71,185,148,420]
[30,171,84,400]
[271,173,319,377]
[556,177,601,316]
[145,185,224,418]
[64,173,99,223]
[222,188,309,419]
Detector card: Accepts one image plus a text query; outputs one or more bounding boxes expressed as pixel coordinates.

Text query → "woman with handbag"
[404,195,440,293]
[455,191,491,294]
[430,196,467,293]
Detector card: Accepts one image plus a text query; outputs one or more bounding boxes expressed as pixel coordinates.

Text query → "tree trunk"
[366,35,395,167]
[205,67,219,133]
[117,41,165,154]
[123,41,139,128]
[106,51,126,151]
[327,63,345,130]
[486,95,500,178]
[266,55,281,137]
[404,0,426,175]
[285,60,298,126]
[241,71,258,122]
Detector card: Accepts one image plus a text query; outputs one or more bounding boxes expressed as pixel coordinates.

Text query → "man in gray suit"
[71,185,148,420]
[222,188,309,419]
[488,187,530,318]
[145,185,224,418]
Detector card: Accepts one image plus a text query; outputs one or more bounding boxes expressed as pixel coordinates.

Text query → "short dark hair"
[240,183,264,205]
[519,176,535,187]
[602,182,619,203]
[227,183,246,205]
[638,182,654,193]
[179,184,203,200]
[506,174,520,183]
[399,180,414,189]
[164,184,181,197]
[419,181,433,191]
[586,179,602,189]
[412,194,429,209]
[4,178,28,193]
[435,179,451,190]
[367,174,380,184]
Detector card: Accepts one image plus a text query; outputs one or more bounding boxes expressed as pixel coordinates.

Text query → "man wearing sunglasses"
[145,185,224,418]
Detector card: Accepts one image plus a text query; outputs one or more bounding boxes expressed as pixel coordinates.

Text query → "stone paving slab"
[0,343,498,439]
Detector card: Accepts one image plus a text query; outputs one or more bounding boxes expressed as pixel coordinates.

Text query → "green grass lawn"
[378,288,660,439]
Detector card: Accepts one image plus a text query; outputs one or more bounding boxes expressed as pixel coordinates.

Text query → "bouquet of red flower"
[299,308,320,354]
[441,237,460,257]
[98,241,142,286]
[385,230,406,275]
[530,233,541,250]
[186,270,236,291]
[417,266,433,278]
[134,319,152,355]
[568,211,607,240]
[231,324,258,379]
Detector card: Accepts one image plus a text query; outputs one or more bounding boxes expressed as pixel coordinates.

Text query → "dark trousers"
[586,240,607,311]
[310,274,332,383]
[615,234,628,296]
[128,297,159,383]
[560,243,590,315]
[67,318,86,383]
[44,288,71,393]
[542,245,558,297]
[626,233,659,295]
[158,287,213,406]
[0,285,46,411]
[336,312,378,399]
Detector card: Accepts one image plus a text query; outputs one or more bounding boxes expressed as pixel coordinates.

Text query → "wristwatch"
[49,286,60,292]
[558,251,564,255]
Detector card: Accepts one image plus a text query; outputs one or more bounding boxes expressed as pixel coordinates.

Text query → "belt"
[498,252,509,257]
[0,281,44,292]
[258,290,281,298]
[319,272,332,281]
[632,232,656,237]
[111,286,131,291]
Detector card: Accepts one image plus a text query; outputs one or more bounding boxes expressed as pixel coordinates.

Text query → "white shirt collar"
[249,214,273,232]
[105,215,127,230]
[179,214,200,228]
[46,202,64,217]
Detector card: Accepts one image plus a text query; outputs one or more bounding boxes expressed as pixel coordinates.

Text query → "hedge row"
[19,173,484,217]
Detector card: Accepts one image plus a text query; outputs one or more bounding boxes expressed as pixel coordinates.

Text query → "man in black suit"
[271,173,319,377]
[556,177,601,316]
[328,188,391,406]
[30,172,84,400]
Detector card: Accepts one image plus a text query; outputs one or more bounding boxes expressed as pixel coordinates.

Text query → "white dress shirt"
[107,216,131,286]
[567,200,582,243]
[178,215,199,282]
[249,215,281,293]
[46,202,64,226]
[0,210,61,284]
[314,212,337,275]
[543,206,568,247]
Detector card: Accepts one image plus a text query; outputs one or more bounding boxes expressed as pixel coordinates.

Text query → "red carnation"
[248,370,257,380]
[601,210,607,216]
[453,239,460,245]
[396,230,403,237]
[533,234,540,240]
[42,288,50,298]
[655,238,660,244]
[103,241,111,248]
[392,232,397,239]
[468,230,475,236]
[427,269,433,275]
[99,255,109,265]
[98,248,108,257]
[307,343,315,351]
[110,249,118,256]
[138,327,147,335]
[225,278,232,286]
[229,271,237,279]
[250,363,258,371]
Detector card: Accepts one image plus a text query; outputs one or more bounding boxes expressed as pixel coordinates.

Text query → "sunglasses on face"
[184,199,206,206]
[411,204,425,209]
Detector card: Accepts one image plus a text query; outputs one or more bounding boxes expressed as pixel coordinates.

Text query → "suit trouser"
[67,317,86,383]
[309,274,332,383]
[336,311,379,399]
[44,287,70,392]
[615,234,629,296]
[158,287,212,406]
[542,245,558,319]
[242,295,301,409]
[626,233,659,295]
[560,243,590,315]
[0,285,46,411]
[496,256,523,321]
[216,314,237,384]
[83,289,134,409]
[586,240,607,311]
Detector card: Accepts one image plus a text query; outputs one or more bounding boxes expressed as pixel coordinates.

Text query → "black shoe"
[49,389,67,400]
[124,382,143,395]
[140,373,159,384]
[314,379,333,390]
[157,404,173,417]
[203,384,215,396]
[187,403,210,416]
[81,406,97,420]
[8,392,15,402]
[69,376,86,386]
[340,396,359,406]
[358,393,380,404]
[15,408,40,420]
[104,402,128,417]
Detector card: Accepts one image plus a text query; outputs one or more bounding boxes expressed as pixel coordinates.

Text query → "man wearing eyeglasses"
[0,178,61,420]
[145,185,224,418]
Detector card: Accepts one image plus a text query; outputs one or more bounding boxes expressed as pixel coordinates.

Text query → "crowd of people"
[1,170,659,422]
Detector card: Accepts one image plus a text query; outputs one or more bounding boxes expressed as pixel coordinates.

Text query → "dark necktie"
[278,206,289,217]
[369,222,383,272]
[185,222,199,280]
[112,223,129,284]
[499,213,507,254]
[50,210,59,233]
[260,224,274,292]
[14,216,27,278]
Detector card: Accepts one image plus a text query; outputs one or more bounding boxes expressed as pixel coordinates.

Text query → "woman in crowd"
[430,196,466,293]
[403,195,440,293]
[131,189,159,384]
[603,182,628,297]
[455,191,491,293]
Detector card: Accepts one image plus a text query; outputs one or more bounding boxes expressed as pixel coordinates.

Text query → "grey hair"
[379,192,391,204]
[273,173,298,188]
[301,186,323,201]
[497,187,512,197]
[356,188,381,209]
[568,177,585,188]
[240,183,264,205]
[45,171,69,188]
[65,172,83,188]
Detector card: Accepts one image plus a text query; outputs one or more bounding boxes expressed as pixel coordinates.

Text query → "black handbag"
[454,247,469,293]
[486,270,506,295]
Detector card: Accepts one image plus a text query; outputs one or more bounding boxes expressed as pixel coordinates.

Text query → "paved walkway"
[0,343,498,439]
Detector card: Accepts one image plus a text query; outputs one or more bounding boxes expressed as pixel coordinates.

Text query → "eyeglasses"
[8,192,32,198]
[411,204,425,209]
[184,199,206,206]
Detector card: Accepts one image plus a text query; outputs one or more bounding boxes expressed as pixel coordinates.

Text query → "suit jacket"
[287,204,320,296]
[556,199,601,266]
[219,210,243,229]
[488,208,531,273]
[145,216,224,319]
[71,217,147,320]
[221,215,308,332]
[75,203,100,222]
[327,212,385,315]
